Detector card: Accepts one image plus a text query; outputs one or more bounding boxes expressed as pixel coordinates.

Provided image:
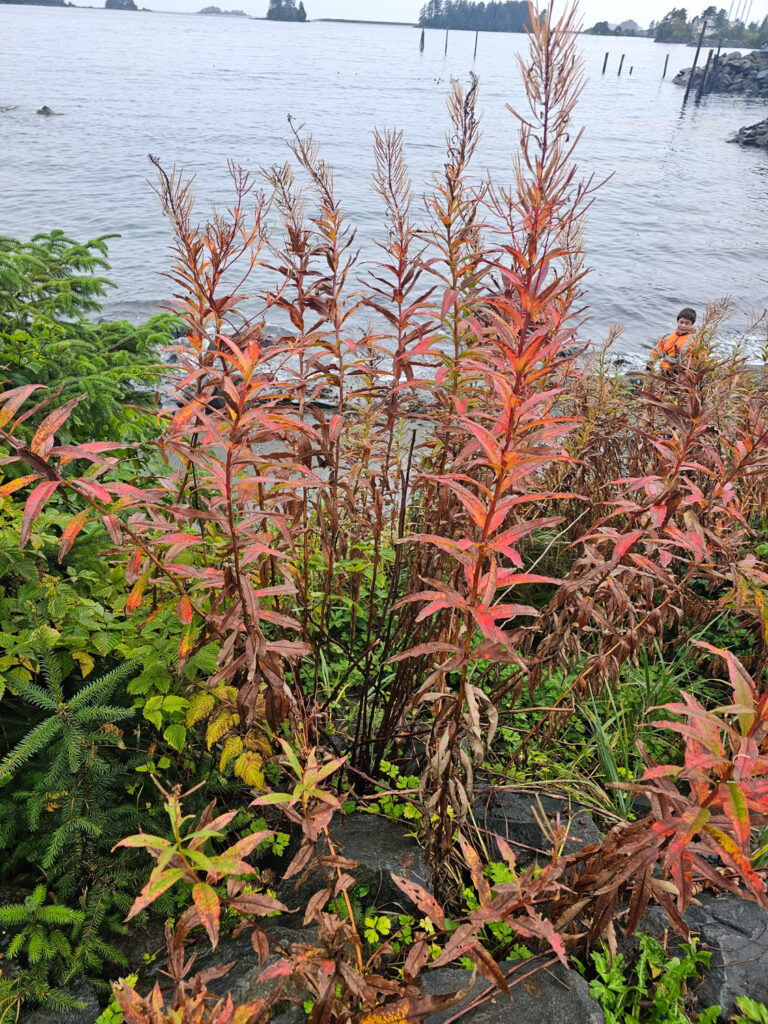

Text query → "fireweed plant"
[3,2,768,1020]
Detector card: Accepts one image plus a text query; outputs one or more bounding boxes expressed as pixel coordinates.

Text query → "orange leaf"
[126,572,150,614]
[126,548,143,583]
[0,474,40,498]
[58,509,89,561]
[177,595,193,625]
[192,882,220,948]
[0,383,45,429]
[29,395,84,456]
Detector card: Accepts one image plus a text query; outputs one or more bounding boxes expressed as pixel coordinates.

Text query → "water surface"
[1,7,767,362]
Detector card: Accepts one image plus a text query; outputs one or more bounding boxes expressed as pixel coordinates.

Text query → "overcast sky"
[107,1,768,28]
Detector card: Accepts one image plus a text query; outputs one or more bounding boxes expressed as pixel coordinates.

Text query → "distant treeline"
[418,0,529,32]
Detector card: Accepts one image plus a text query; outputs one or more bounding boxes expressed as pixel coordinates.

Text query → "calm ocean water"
[1,6,767,363]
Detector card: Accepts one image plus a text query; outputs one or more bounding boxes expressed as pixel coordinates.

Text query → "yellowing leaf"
[187,692,216,727]
[219,735,243,773]
[206,712,237,748]
[72,651,95,678]
[234,751,265,790]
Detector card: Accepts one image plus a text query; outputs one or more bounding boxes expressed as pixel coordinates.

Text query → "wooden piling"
[711,42,722,92]
[419,28,425,52]
[663,53,670,78]
[697,48,714,100]
[683,19,707,104]
[444,29,448,55]
[629,65,633,75]
[602,51,609,74]
[473,29,478,59]
[617,53,625,75]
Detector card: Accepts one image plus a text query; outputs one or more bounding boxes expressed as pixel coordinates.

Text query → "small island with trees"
[266,0,306,22]
[199,5,247,14]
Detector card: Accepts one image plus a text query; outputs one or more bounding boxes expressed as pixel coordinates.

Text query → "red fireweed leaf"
[102,513,123,544]
[391,874,445,927]
[612,529,645,563]
[386,641,461,664]
[695,642,757,736]
[20,480,60,549]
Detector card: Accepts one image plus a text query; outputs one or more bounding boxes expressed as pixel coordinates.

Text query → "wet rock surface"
[640,892,768,1021]
[472,789,602,865]
[422,961,605,1024]
[275,813,432,919]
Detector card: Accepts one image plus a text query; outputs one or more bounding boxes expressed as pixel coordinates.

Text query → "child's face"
[677,316,694,333]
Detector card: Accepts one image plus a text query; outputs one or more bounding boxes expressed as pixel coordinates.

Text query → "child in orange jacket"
[648,307,697,371]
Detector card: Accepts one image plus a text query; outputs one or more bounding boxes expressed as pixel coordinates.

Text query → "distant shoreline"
[314,18,416,27]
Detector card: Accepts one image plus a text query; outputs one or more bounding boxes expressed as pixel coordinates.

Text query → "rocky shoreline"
[674,49,768,97]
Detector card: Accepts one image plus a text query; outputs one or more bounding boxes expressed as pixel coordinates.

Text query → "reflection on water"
[1,8,767,363]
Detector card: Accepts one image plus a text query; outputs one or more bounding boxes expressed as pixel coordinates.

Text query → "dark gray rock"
[472,789,602,865]
[276,814,431,919]
[36,105,58,116]
[23,979,101,1023]
[675,50,768,97]
[423,961,605,1024]
[640,893,768,1021]
[135,923,310,1016]
[732,117,768,149]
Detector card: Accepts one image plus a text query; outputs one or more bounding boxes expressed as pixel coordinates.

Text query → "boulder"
[175,925,311,1007]
[472,789,602,865]
[732,117,768,148]
[276,814,432,918]
[423,962,605,1024]
[36,105,57,116]
[640,893,768,1021]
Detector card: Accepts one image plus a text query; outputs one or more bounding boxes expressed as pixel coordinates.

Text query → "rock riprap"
[674,49,768,96]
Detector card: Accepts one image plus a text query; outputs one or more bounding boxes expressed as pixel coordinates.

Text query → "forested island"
[199,5,247,14]
[418,0,529,32]
[265,0,306,22]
